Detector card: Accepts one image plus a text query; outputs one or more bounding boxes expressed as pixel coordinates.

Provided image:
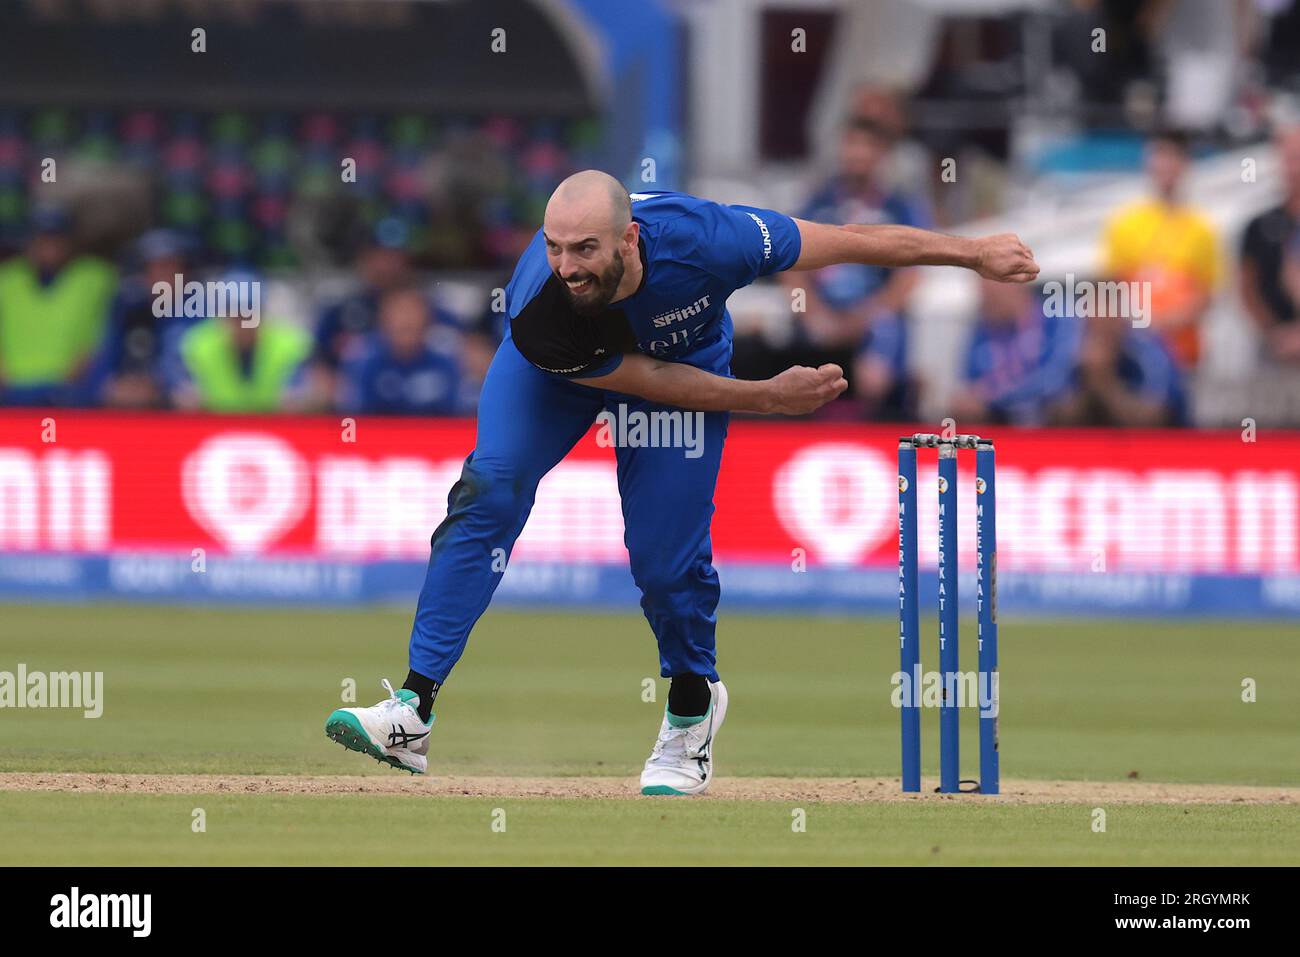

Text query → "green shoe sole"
[640,784,688,796]
[324,710,422,775]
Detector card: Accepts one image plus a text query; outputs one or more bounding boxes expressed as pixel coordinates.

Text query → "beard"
[557,254,625,317]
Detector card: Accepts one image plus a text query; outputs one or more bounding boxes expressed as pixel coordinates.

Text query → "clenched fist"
[764,363,849,415]
[974,233,1039,284]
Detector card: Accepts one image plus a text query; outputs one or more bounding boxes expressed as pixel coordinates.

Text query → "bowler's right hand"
[764,363,849,415]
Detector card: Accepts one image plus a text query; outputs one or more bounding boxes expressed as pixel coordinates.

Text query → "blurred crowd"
[733,100,1300,428]
[0,108,579,415]
[4,0,1300,426]
[0,109,594,268]
[0,209,503,415]
[4,109,1300,425]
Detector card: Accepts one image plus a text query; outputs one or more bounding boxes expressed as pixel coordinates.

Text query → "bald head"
[546,170,631,235]
[543,170,640,316]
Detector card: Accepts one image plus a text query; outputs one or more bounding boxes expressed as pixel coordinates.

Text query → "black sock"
[667,673,711,717]
[402,670,440,723]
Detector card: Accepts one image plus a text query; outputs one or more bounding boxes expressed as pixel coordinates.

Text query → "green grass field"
[1,603,1297,865]
[6,794,1294,866]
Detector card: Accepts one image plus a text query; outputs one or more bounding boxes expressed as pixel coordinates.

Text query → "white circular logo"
[773,443,895,565]
[897,475,908,493]
[937,476,949,494]
[181,432,309,553]
[976,477,987,494]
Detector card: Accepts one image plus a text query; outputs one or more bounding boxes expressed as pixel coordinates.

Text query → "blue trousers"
[409,336,728,684]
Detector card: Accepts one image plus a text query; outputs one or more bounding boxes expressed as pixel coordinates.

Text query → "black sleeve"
[509,277,633,378]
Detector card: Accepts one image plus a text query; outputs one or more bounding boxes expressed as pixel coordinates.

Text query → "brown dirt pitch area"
[1,773,1296,804]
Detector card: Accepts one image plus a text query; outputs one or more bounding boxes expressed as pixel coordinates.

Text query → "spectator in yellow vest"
[0,207,117,406]
[1102,129,1221,369]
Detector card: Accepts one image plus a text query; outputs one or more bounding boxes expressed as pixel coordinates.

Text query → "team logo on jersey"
[651,295,711,328]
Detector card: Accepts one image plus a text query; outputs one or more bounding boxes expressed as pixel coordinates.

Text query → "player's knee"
[451,459,534,526]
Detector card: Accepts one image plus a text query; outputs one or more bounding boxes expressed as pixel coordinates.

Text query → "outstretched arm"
[575,352,847,415]
[790,219,1040,283]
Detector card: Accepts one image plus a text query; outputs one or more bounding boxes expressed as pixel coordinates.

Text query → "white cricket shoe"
[324,679,433,774]
[640,681,728,795]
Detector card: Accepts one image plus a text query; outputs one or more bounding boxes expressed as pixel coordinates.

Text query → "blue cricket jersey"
[505,190,802,378]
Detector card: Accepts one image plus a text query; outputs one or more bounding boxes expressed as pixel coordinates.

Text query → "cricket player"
[325,171,1038,794]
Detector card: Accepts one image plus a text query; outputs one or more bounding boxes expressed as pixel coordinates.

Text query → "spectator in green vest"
[0,207,117,406]
[171,272,311,413]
